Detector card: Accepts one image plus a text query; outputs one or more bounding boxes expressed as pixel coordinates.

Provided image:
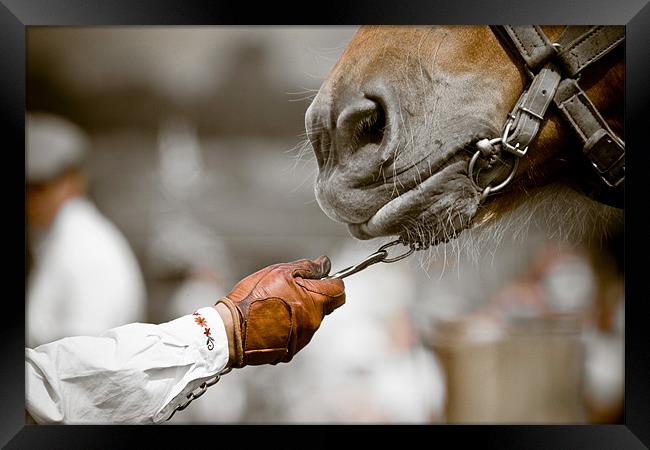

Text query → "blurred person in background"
[26,112,146,347]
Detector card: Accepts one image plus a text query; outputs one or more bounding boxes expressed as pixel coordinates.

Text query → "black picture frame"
[2,0,648,447]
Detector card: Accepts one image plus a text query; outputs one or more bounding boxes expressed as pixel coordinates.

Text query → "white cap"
[27,112,88,184]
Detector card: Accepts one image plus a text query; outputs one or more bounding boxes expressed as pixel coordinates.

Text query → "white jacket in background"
[27,197,146,348]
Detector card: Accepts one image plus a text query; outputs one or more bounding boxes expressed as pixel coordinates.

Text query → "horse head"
[306,26,623,248]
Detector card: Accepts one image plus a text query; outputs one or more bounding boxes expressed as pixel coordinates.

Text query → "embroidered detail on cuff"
[192,311,215,350]
[154,307,229,423]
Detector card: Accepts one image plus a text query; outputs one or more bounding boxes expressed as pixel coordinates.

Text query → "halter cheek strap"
[470,26,624,208]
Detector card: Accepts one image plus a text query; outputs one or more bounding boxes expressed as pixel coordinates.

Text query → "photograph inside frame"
[25,25,624,425]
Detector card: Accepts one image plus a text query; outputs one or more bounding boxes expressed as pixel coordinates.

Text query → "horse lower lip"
[355,162,460,238]
[342,136,482,238]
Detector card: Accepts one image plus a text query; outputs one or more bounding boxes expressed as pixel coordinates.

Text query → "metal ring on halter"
[378,239,416,263]
[468,141,520,201]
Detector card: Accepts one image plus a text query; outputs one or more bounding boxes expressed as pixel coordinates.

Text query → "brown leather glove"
[215,256,345,368]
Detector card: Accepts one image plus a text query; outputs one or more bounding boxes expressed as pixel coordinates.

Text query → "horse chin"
[346,159,482,247]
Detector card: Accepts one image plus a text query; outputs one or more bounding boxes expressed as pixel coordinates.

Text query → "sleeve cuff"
[161,306,229,372]
[154,306,230,422]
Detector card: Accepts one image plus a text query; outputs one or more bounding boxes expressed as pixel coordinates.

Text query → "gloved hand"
[214,256,345,368]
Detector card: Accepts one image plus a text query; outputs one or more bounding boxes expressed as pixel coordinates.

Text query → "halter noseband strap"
[470,26,624,208]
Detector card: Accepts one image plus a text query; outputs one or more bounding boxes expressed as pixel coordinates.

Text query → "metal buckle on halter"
[584,129,625,188]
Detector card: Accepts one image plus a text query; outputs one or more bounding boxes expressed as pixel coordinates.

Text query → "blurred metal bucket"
[430,314,586,423]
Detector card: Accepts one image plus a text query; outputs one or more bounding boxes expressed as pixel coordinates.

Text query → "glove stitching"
[283,297,296,363]
[295,277,344,297]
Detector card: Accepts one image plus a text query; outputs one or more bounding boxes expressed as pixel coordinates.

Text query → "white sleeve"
[25,306,230,424]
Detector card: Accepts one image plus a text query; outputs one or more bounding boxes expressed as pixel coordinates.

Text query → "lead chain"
[165,367,232,421]
[325,238,416,280]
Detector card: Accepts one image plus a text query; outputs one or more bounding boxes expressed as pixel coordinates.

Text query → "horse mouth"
[346,142,482,246]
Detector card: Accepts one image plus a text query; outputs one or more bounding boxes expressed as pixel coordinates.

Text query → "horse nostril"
[337,98,386,154]
[350,100,386,151]
[306,91,389,172]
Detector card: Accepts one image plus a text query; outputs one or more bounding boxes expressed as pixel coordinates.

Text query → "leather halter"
[469,26,624,208]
